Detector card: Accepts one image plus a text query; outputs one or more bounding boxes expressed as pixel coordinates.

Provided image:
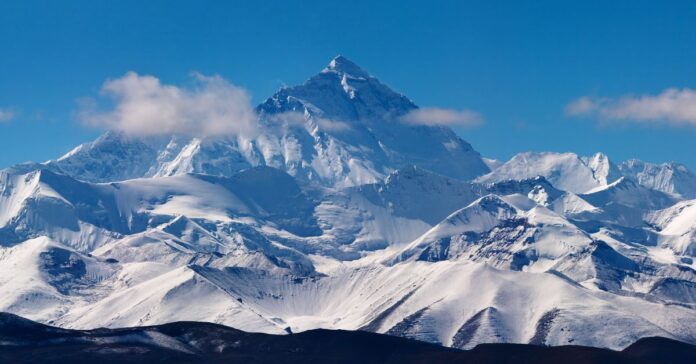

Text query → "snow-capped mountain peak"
[479,150,696,199]
[582,152,622,186]
[477,152,610,193]
[258,55,416,121]
[43,57,489,186]
[619,159,696,198]
[322,55,371,79]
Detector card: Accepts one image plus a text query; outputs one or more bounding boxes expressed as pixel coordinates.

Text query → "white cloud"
[566,88,696,125]
[79,72,258,137]
[0,108,15,123]
[400,107,482,127]
[316,118,352,131]
[265,111,306,126]
[564,96,599,116]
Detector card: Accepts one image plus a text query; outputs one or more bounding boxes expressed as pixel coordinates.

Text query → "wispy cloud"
[79,72,258,137]
[564,96,598,116]
[316,118,351,131]
[265,111,306,126]
[0,107,15,123]
[400,107,482,127]
[566,88,696,126]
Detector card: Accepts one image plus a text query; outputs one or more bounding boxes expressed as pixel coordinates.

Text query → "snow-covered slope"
[49,133,173,183]
[477,152,619,194]
[0,237,118,322]
[2,56,696,351]
[619,159,696,199]
[648,200,696,256]
[33,254,696,350]
[3,156,696,350]
[8,160,695,348]
[390,194,594,272]
[479,151,696,198]
[580,177,677,227]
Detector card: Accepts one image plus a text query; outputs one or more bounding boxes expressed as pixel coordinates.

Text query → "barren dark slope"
[1,313,695,364]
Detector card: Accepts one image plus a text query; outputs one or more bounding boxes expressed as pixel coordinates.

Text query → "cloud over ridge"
[400,107,482,127]
[79,72,258,137]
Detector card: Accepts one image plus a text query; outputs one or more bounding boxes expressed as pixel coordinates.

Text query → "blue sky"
[1,0,696,169]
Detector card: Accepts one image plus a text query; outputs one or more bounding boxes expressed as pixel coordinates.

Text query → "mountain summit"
[48,56,490,186]
[323,55,372,78]
[257,55,416,121]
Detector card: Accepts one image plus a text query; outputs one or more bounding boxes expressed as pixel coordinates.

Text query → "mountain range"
[1,56,696,352]
[3,312,695,364]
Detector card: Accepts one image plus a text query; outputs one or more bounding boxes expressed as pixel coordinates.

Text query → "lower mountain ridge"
[2,164,696,351]
[1,312,695,364]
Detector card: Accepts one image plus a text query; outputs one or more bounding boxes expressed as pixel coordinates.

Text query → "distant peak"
[590,152,609,160]
[322,55,370,78]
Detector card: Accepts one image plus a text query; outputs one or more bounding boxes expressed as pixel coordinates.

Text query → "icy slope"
[6,235,691,350]
[477,152,619,194]
[478,151,696,198]
[2,172,696,350]
[390,194,595,275]
[44,259,696,350]
[648,200,696,256]
[0,237,118,322]
[0,167,321,274]
[620,159,696,199]
[578,177,677,227]
[3,155,696,351]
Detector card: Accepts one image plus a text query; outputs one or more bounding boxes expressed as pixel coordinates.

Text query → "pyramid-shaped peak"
[323,55,370,78]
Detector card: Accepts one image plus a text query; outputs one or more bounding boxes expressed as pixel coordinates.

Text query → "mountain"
[647,199,696,256]
[47,133,173,184]
[46,56,490,187]
[255,56,490,184]
[619,159,696,199]
[2,56,696,353]
[3,312,696,364]
[390,194,594,270]
[477,152,620,194]
[3,167,696,350]
[479,151,696,198]
[580,177,677,226]
[5,313,696,364]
